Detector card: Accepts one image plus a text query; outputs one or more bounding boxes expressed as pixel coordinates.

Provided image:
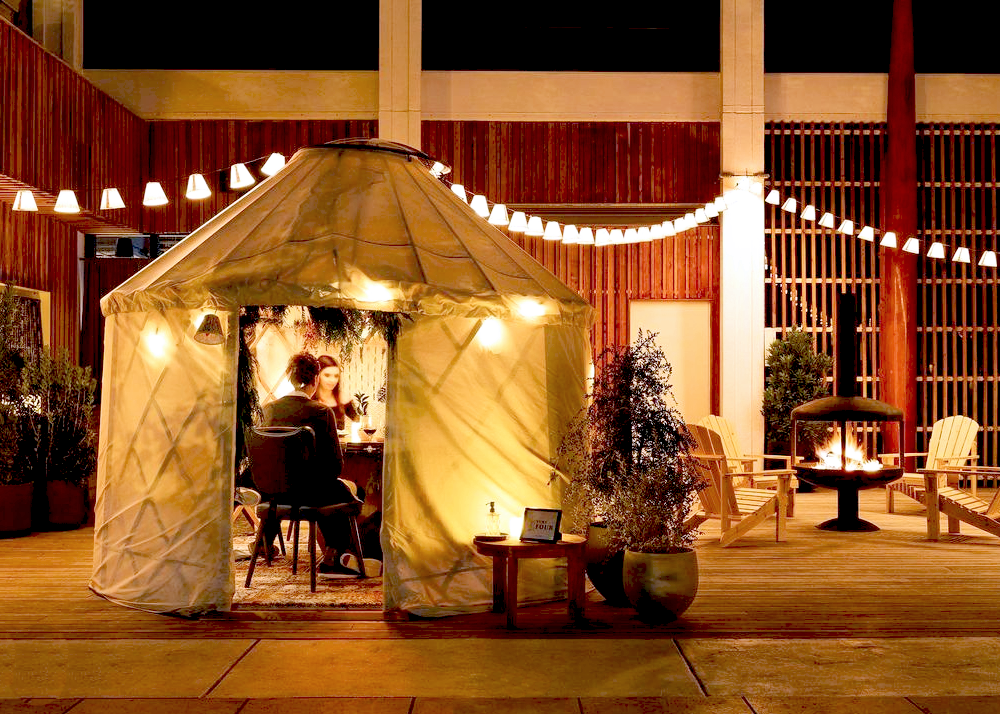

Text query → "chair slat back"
[926,416,979,470]
[697,415,748,472]
[248,426,316,501]
[688,423,739,516]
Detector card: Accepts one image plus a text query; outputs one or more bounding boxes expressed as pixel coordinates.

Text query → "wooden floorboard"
[1,489,999,639]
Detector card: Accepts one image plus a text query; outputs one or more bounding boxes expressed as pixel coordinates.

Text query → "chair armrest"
[690,452,726,461]
[935,455,979,465]
[742,469,795,477]
[879,452,928,465]
[745,453,792,466]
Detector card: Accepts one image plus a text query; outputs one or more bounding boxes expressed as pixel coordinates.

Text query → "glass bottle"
[486,501,500,536]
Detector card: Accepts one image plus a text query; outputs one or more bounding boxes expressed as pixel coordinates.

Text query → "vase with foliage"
[554,331,705,621]
[762,328,833,488]
[0,287,32,535]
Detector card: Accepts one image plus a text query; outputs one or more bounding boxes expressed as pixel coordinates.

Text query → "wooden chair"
[697,415,797,516]
[885,416,979,513]
[919,466,1000,540]
[685,423,794,547]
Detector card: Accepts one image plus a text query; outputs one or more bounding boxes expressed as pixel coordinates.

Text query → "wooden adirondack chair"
[685,423,794,547]
[697,415,797,516]
[885,416,979,513]
[919,466,1000,540]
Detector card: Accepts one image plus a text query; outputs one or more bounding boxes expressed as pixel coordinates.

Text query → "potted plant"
[0,286,32,536]
[762,328,832,486]
[22,348,97,529]
[555,331,705,621]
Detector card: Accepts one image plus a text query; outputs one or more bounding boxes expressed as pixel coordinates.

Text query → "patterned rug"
[231,532,383,609]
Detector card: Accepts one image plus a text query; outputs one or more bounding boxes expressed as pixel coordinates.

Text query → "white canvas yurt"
[91,140,594,616]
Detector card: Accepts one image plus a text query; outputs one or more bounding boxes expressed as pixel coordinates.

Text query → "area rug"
[231,532,383,609]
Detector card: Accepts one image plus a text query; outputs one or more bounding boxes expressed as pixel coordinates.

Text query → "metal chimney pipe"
[835,292,858,398]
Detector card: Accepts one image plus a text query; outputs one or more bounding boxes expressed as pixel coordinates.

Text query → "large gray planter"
[623,548,699,622]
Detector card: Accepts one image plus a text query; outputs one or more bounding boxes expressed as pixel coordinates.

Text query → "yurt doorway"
[231,306,389,612]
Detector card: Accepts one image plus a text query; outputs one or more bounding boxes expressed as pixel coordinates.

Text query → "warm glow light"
[359,283,393,303]
[714,196,728,211]
[562,224,579,243]
[838,219,854,235]
[927,241,946,259]
[145,330,168,358]
[54,190,80,213]
[694,208,709,223]
[577,227,595,244]
[229,163,255,189]
[683,213,696,229]
[595,228,611,246]
[765,190,780,205]
[185,173,212,200]
[508,211,528,233]
[609,229,625,244]
[100,188,125,210]
[260,153,286,177]
[142,182,168,207]
[705,203,719,219]
[780,197,797,213]
[488,204,509,226]
[430,161,448,177]
[818,212,835,228]
[978,250,998,268]
[509,515,523,540]
[518,299,546,319]
[525,216,544,236]
[451,184,467,202]
[880,232,898,248]
[476,317,503,350]
[662,221,676,236]
[952,247,971,264]
[650,225,664,240]
[857,226,875,242]
[12,190,37,212]
[623,228,638,243]
[815,429,882,472]
[800,204,817,221]
[469,194,490,218]
[543,221,562,241]
[748,181,764,196]
[902,237,921,254]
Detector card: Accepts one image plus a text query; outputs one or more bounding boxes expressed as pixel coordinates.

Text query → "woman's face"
[318,365,341,393]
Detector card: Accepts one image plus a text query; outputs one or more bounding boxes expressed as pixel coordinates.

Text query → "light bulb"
[662,221,676,237]
[609,229,625,244]
[488,204,509,226]
[229,163,255,189]
[838,220,854,235]
[694,208,709,223]
[451,184,467,202]
[13,190,37,211]
[880,232,898,248]
[595,229,611,246]
[518,299,546,319]
[857,226,875,242]
[562,224,579,243]
[54,190,80,213]
[543,221,562,241]
[780,197,797,213]
[765,190,780,205]
[902,237,921,254]
[260,153,286,177]
[525,216,544,237]
[714,196,728,211]
[100,188,125,210]
[927,241,946,259]
[818,213,836,228]
[650,225,664,240]
[705,203,719,218]
[952,247,971,264]
[469,194,490,218]
[978,250,997,268]
[508,211,528,233]
[185,173,212,200]
[142,182,168,207]
[800,205,817,221]
[577,227,595,245]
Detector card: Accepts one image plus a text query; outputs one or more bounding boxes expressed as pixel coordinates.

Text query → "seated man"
[259,352,360,577]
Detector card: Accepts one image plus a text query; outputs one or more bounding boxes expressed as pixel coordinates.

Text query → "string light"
[880,232,898,248]
[979,251,998,268]
[837,219,854,236]
[801,204,817,221]
[818,212,836,228]
[543,221,562,241]
[142,182,168,207]
[902,237,921,254]
[508,211,527,233]
[765,190,780,205]
[185,174,212,200]
[488,204,509,226]
[100,188,125,210]
[952,247,971,264]
[562,224,579,244]
[13,190,37,212]
[54,190,80,213]
[927,241,946,259]
[857,226,875,242]
[451,184,467,202]
[525,216,544,237]
[469,194,490,218]
[578,227,595,245]
[229,163,255,190]
[780,197,797,213]
[259,153,286,177]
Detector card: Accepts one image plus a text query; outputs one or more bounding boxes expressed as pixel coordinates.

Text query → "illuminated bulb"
[621,228,636,243]
[451,184,467,202]
[509,516,523,539]
[880,232,898,248]
[488,204,509,226]
[145,330,168,357]
[684,213,697,229]
[765,190,780,205]
[780,197,797,213]
[927,241,946,259]
[694,208,709,223]
[837,219,854,235]
[469,194,490,218]
[749,181,764,196]
[637,227,652,242]
[714,196,728,211]
[260,153,286,176]
[359,283,393,303]
[508,211,528,233]
[476,317,503,350]
[800,204,817,221]
[609,229,625,244]
[595,228,611,246]
[577,227,595,244]
[901,237,921,254]
[229,163,255,189]
[142,182,168,207]
[185,173,212,200]
[543,221,562,241]
[519,299,546,319]
[857,226,875,242]
[100,188,125,210]
[705,203,719,219]
[54,190,80,213]
[13,190,37,212]
[978,250,998,268]
[952,247,971,264]
[818,213,836,228]
[562,224,579,244]
[430,161,448,177]
[662,221,676,237]
[525,216,544,237]
[650,225,664,240]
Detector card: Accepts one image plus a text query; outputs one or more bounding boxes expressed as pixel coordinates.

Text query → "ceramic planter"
[584,522,630,607]
[623,547,699,622]
[0,482,33,536]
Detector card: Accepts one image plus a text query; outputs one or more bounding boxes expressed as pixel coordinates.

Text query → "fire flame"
[814,429,883,472]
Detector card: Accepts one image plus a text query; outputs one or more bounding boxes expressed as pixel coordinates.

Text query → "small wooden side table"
[473,534,587,629]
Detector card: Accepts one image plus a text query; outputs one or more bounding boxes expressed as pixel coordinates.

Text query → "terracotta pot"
[584,522,630,607]
[623,548,699,622]
[45,480,88,529]
[0,482,33,536]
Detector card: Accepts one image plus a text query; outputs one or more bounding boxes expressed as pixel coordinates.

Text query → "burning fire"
[815,429,883,472]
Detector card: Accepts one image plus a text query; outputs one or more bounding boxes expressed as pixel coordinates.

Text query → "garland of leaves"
[234,305,408,477]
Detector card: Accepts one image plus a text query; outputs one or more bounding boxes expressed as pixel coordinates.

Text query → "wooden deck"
[2,488,999,640]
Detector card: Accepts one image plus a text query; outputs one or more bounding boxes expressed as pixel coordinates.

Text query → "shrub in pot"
[554,331,705,620]
[0,286,32,535]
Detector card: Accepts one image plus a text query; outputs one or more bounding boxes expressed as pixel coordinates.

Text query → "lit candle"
[508,515,523,540]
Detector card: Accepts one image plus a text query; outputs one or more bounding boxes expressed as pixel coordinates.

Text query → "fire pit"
[791,293,904,531]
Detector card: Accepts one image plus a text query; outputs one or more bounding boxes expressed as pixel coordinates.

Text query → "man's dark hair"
[287,352,320,388]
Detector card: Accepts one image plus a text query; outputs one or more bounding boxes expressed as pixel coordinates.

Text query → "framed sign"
[520,508,562,543]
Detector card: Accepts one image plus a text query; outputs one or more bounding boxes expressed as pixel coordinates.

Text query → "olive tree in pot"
[555,331,705,621]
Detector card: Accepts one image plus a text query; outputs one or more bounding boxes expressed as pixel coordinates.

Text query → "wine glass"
[362,416,377,441]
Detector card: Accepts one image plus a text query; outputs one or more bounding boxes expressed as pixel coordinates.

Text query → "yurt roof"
[102,140,593,327]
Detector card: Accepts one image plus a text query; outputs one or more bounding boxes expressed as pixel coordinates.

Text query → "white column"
[719,0,765,452]
[378,0,421,148]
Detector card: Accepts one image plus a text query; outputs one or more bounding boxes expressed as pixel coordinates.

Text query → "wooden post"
[879,0,918,462]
